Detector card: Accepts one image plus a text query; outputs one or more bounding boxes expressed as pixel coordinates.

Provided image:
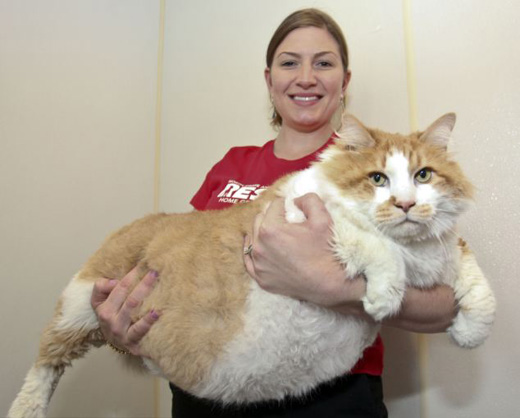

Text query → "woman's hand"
[91,267,160,356]
[243,193,456,331]
[243,193,366,311]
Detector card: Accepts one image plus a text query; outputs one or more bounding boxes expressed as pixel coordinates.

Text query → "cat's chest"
[400,238,459,288]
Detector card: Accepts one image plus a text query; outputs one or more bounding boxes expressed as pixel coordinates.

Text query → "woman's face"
[265,26,350,133]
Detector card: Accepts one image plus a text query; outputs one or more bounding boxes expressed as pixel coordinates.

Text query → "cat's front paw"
[448,244,496,348]
[362,281,404,322]
[358,243,406,322]
[361,262,405,322]
[448,299,495,348]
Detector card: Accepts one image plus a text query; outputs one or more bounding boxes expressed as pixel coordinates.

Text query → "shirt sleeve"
[190,167,215,210]
[189,149,232,210]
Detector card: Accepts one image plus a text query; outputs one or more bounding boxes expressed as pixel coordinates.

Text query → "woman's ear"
[264,67,273,90]
[342,70,352,94]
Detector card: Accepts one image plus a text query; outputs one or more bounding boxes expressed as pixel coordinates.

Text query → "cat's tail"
[448,239,496,348]
[8,276,102,418]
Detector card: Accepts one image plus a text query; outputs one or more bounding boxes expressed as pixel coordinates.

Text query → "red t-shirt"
[191,138,383,376]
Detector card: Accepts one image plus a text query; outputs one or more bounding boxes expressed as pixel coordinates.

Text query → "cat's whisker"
[434,232,451,264]
[434,207,461,215]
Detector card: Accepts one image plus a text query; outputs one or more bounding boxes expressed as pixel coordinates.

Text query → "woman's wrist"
[326,274,370,318]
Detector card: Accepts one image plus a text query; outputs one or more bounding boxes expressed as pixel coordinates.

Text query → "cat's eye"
[369,172,388,187]
[415,168,433,183]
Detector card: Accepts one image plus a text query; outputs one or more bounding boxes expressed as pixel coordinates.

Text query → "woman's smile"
[290,93,322,104]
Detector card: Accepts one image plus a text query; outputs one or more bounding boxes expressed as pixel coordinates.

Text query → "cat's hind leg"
[8,276,102,418]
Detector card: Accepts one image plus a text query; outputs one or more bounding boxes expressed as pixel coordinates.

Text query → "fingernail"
[109,279,118,286]
[150,270,159,279]
[150,309,160,320]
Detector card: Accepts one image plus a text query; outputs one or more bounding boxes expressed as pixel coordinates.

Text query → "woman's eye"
[316,61,333,68]
[415,168,433,183]
[369,172,388,187]
[281,60,297,67]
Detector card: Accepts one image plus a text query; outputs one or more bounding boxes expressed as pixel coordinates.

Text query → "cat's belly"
[188,281,378,403]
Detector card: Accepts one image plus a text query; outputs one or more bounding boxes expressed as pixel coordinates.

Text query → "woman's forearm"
[331,283,457,334]
[382,284,457,333]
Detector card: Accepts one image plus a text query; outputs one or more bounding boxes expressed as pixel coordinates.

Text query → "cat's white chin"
[380,219,428,242]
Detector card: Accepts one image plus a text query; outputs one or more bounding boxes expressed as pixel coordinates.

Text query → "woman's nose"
[296,63,317,88]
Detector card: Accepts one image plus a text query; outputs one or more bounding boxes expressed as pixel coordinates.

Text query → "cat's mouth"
[399,217,420,225]
[387,214,425,231]
[375,204,435,238]
[381,215,428,241]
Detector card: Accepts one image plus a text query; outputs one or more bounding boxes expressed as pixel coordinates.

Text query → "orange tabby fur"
[47,187,281,390]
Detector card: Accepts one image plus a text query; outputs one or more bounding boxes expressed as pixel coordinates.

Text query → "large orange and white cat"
[9,113,496,417]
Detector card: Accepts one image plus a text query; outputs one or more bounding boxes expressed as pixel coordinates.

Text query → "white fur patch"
[283,167,324,223]
[374,184,391,204]
[282,166,347,223]
[415,183,437,205]
[56,275,97,331]
[8,276,96,418]
[385,151,415,203]
[8,365,63,418]
[284,169,318,223]
[384,151,438,209]
[291,168,320,197]
[192,281,377,403]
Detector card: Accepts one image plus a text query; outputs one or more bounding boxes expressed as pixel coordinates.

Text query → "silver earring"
[339,94,345,113]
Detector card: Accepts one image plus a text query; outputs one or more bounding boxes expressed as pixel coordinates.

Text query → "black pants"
[170,374,388,418]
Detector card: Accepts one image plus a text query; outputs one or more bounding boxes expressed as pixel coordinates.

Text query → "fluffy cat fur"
[9,113,496,417]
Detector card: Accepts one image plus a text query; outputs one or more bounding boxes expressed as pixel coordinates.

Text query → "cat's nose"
[394,200,416,213]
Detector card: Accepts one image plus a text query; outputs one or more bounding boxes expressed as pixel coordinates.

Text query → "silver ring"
[244,244,253,256]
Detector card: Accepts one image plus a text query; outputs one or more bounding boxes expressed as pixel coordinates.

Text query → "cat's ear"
[419,113,456,150]
[335,113,375,150]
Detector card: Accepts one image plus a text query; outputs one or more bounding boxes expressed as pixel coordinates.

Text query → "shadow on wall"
[381,328,420,402]
[382,327,489,408]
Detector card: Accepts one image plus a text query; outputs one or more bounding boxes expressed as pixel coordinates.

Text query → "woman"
[91,8,457,417]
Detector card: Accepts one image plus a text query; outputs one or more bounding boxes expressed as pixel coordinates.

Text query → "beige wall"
[1,1,518,417]
[0,1,160,417]
[411,2,520,417]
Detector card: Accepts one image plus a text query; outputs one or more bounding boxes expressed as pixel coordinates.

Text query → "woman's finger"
[259,198,286,226]
[126,309,161,352]
[102,266,141,318]
[91,278,118,310]
[116,270,160,324]
[294,193,331,224]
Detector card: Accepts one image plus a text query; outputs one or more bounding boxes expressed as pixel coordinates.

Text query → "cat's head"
[320,113,474,242]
